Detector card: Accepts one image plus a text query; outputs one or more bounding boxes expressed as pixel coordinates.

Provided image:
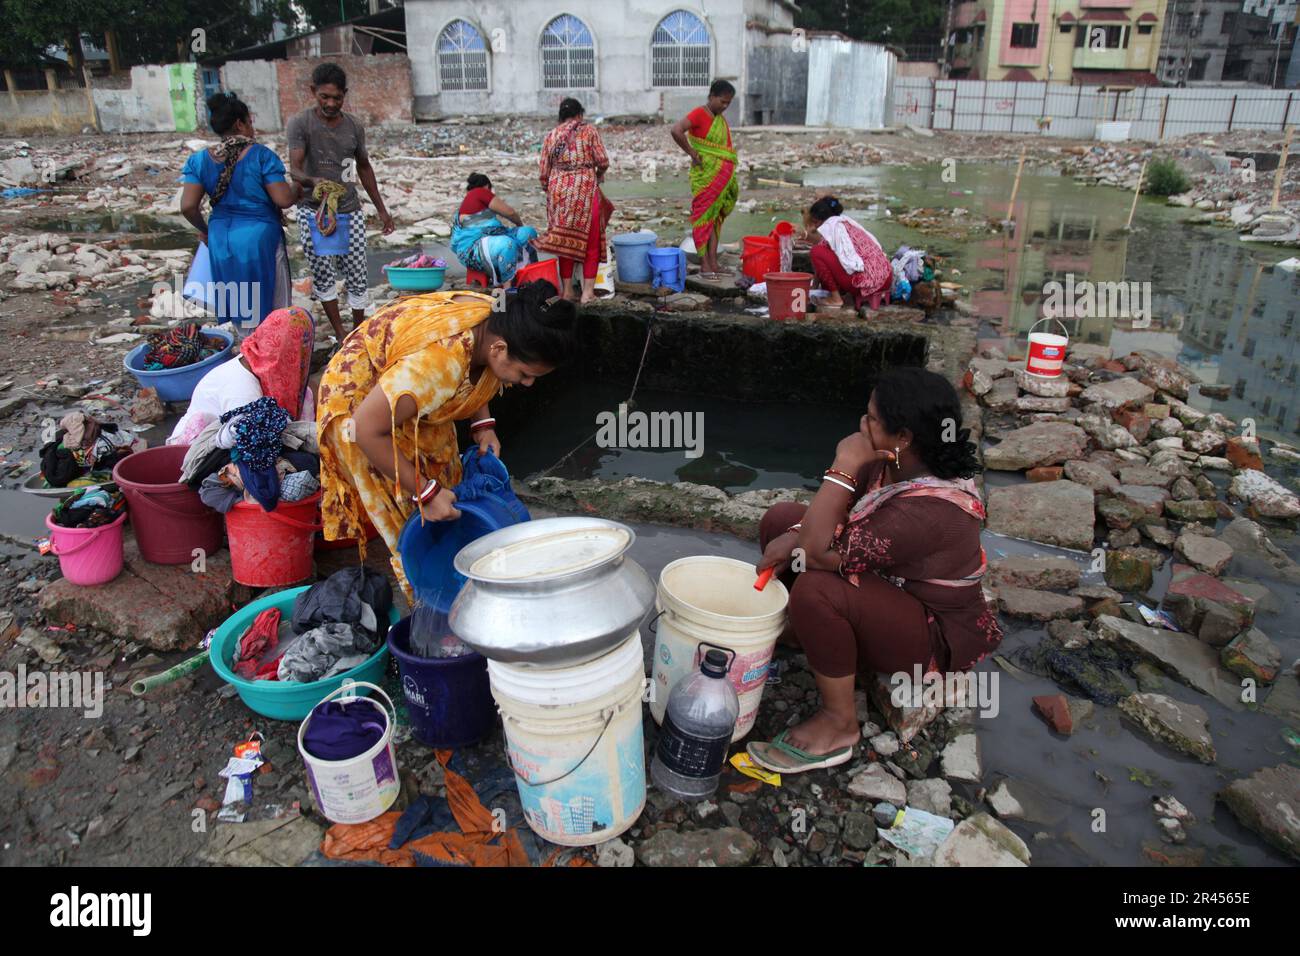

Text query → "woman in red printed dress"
[746,367,1003,774]
[803,195,893,313]
[536,98,613,304]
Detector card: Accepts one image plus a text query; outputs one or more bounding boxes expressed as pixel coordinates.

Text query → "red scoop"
[754,567,775,591]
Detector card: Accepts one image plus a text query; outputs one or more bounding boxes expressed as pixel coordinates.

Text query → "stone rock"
[982,376,1020,410]
[1068,343,1112,365]
[933,813,1030,867]
[1218,765,1300,862]
[984,422,1089,471]
[1184,429,1227,456]
[129,387,166,425]
[1025,465,1064,481]
[1262,675,1300,723]
[1093,616,1243,710]
[1219,517,1300,584]
[596,837,635,867]
[1163,498,1219,523]
[1032,694,1074,734]
[1163,564,1255,642]
[1064,459,1120,494]
[1144,403,1171,420]
[869,732,900,757]
[1118,465,1173,488]
[987,556,1080,590]
[986,780,1025,819]
[1014,368,1070,397]
[1115,484,1169,515]
[1141,364,1192,400]
[1174,533,1233,575]
[1098,496,1147,530]
[868,672,942,743]
[1220,628,1281,684]
[1048,618,1093,647]
[1114,408,1152,442]
[1225,436,1263,471]
[1104,547,1156,592]
[40,536,234,651]
[1152,417,1184,437]
[996,586,1084,621]
[1170,476,1198,501]
[1080,377,1155,409]
[635,826,758,867]
[847,763,907,804]
[905,778,953,816]
[1109,528,1141,548]
[940,733,981,783]
[986,480,1095,551]
[1197,456,1232,472]
[1229,470,1300,519]
[1079,413,1139,450]
[1118,693,1216,764]
[841,812,878,850]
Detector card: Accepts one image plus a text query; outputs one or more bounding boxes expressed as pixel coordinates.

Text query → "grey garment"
[279,469,319,502]
[285,108,366,214]
[272,239,292,311]
[199,472,243,513]
[281,420,319,454]
[180,416,225,483]
[276,623,374,683]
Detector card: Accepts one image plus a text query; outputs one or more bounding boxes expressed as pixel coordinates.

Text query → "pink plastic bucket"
[45,510,127,586]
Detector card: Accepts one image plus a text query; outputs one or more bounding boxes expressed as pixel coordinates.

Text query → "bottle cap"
[701,649,729,678]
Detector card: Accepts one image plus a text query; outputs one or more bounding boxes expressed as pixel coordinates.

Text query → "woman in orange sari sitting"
[536,98,613,304]
[316,282,578,596]
[671,80,738,278]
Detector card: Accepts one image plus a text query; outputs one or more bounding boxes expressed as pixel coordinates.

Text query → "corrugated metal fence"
[893,77,1298,138]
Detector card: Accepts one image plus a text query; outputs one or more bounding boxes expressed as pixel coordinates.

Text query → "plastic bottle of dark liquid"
[651,648,739,801]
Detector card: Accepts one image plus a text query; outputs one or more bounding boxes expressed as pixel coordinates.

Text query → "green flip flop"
[747,729,855,775]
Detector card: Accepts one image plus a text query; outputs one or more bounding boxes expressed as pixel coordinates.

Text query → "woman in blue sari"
[450,173,538,285]
[179,93,300,329]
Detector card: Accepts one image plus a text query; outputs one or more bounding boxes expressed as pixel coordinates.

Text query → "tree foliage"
[795,0,946,47]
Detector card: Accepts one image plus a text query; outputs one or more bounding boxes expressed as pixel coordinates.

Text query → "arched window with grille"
[651,10,711,87]
[438,19,489,92]
[541,14,595,89]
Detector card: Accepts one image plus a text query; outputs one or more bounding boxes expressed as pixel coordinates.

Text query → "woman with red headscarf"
[168,306,316,445]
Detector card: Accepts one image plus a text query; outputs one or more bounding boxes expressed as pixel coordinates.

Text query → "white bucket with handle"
[296,680,400,825]
[650,556,789,741]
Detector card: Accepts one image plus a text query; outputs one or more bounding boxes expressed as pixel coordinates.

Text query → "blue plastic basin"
[122,327,235,403]
[386,266,446,292]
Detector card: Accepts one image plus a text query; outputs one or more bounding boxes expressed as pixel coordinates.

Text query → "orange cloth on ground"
[320,750,530,867]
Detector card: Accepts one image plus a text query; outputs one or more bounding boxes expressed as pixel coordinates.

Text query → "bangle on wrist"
[786,523,802,535]
[822,474,856,493]
[413,478,440,505]
[824,468,858,488]
[469,417,496,434]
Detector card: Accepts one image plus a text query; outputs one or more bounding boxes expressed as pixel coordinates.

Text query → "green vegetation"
[1144,158,1193,197]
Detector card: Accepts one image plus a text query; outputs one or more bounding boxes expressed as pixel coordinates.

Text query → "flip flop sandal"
[746,729,854,775]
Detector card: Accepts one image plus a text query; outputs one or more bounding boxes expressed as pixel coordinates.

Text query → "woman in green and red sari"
[671,80,738,278]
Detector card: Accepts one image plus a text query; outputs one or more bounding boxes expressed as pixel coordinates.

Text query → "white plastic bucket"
[1025,317,1070,379]
[594,239,615,295]
[650,556,789,741]
[488,634,646,846]
[296,681,400,825]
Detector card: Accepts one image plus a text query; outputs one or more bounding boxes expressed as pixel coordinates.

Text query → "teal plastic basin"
[209,585,399,721]
[386,266,446,291]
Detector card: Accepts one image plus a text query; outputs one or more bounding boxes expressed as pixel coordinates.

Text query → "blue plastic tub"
[387,616,495,748]
[612,230,657,284]
[648,247,686,292]
[397,448,529,614]
[308,212,351,255]
[182,242,214,310]
[209,584,400,721]
[386,266,446,292]
[123,327,235,403]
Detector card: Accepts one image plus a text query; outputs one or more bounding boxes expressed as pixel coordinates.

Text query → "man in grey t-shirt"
[286,62,394,341]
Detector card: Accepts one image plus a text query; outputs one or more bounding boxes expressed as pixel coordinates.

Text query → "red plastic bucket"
[513,258,562,292]
[741,236,779,281]
[45,511,127,586]
[765,271,814,321]
[112,446,223,565]
[226,491,323,587]
[1025,317,1070,378]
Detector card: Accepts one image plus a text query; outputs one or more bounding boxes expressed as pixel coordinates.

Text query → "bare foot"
[783,708,860,756]
[823,294,845,309]
[578,293,597,304]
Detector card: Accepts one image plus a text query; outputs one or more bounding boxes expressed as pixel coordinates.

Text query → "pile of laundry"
[49,485,127,529]
[181,397,320,513]
[141,322,225,370]
[231,567,394,684]
[889,244,939,308]
[39,412,135,488]
[383,252,446,271]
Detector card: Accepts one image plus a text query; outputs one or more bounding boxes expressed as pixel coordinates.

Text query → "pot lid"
[456,518,634,583]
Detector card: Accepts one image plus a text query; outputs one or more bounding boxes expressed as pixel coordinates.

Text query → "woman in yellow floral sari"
[316,281,578,595]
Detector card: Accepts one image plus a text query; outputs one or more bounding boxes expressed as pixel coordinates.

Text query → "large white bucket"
[296,681,400,825]
[1025,317,1070,379]
[650,556,789,741]
[488,634,647,846]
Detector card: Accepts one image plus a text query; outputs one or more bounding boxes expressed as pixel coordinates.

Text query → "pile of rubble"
[969,342,1300,862]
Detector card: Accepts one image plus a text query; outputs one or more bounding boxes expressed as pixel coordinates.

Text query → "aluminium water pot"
[448,517,656,666]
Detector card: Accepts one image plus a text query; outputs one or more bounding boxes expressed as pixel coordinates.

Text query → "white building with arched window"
[405,0,803,122]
